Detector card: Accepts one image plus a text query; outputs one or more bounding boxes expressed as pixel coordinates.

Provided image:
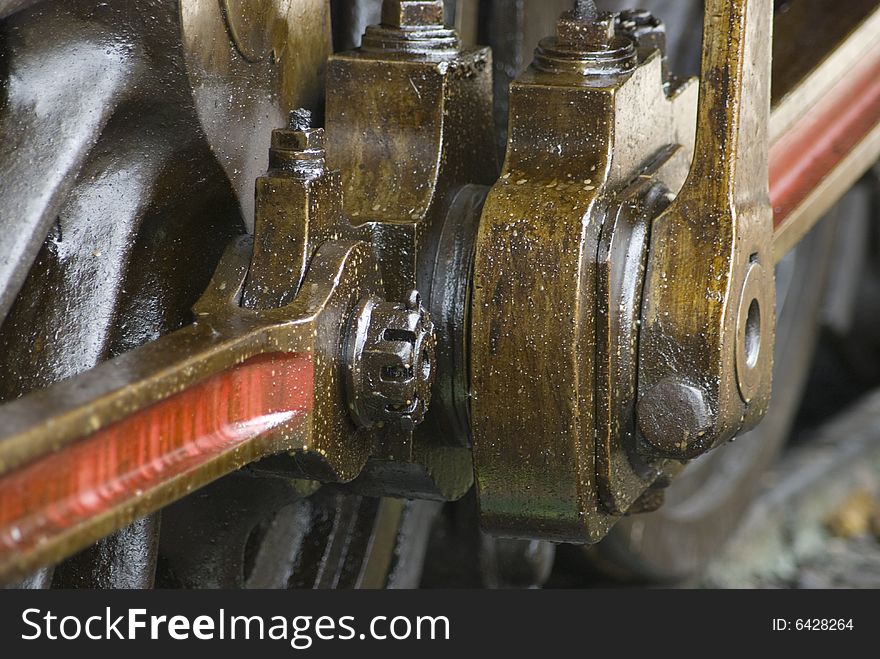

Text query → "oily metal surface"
[601,210,843,581]
[1,0,878,586]
[595,178,674,515]
[0,56,444,582]
[323,1,495,497]
[426,185,488,445]
[470,6,697,542]
[325,4,497,298]
[596,0,880,577]
[637,0,776,458]
[0,235,383,582]
[0,2,462,580]
[0,0,247,588]
[585,0,879,579]
[0,0,361,589]
[180,0,332,227]
[479,0,704,159]
[51,515,161,589]
[0,0,192,330]
[157,472,439,589]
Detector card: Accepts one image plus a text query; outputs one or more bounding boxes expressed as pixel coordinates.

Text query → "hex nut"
[382,1,444,28]
[557,12,616,51]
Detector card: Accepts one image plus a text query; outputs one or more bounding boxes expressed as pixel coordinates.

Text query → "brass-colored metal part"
[362,0,460,56]
[382,0,444,28]
[3,0,878,578]
[345,291,436,430]
[0,236,379,482]
[637,0,776,459]
[596,178,676,515]
[325,1,496,296]
[325,0,497,474]
[243,111,351,310]
[0,113,420,579]
[535,9,637,76]
[616,9,669,82]
[180,0,332,227]
[0,236,383,581]
[0,4,489,564]
[471,7,696,542]
[427,185,489,445]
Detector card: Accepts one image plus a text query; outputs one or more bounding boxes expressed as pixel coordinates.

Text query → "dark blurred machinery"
[0,0,878,588]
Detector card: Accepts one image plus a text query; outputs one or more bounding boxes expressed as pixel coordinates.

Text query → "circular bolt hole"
[744,298,761,369]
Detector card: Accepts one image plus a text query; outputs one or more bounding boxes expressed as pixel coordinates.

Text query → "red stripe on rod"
[770,43,880,227]
[0,352,313,561]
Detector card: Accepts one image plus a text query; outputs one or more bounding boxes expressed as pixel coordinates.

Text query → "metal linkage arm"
[637,0,776,459]
[0,237,382,582]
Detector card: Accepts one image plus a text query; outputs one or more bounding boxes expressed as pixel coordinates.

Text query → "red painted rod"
[0,352,313,573]
[770,41,880,228]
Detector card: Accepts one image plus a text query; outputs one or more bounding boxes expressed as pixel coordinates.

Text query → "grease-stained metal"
[243,111,352,311]
[0,0,879,585]
[595,179,676,516]
[0,0,340,589]
[0,234,383,582]
[181,0,332,227]
[637,0,776,460]
[470,6,697,542]
[345,290,436,431]
[0,115,396,583]
[324,0,496,495]
[325,0,496,297]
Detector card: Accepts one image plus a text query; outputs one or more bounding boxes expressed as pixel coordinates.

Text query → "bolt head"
[637,378,713,459]
[556,11,616,51]
[382,0,444,28]
[271,126,324,152]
